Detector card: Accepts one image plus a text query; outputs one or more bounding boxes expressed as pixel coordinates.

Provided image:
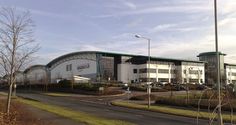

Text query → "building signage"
[77,63,90,70]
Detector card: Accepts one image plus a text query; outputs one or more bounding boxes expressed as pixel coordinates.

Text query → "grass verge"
[18,98,134,125]
[111,101,235,122]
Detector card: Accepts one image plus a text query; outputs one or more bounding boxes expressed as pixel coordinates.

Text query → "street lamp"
[214,0,223,124]
[135,34,151,108]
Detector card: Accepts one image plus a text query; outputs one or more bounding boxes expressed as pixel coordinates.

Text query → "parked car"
[174,84,186,91]
[196,84,210,90]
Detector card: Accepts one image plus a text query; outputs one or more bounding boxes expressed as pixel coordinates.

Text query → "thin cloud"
[94,3,211,18]
[149,23,207,33]
[149,24,177,33]
[122,0,137,10]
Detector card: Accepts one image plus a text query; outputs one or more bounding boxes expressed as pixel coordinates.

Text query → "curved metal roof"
[197,51,226,57]
[46,51,102,67]
[24,65,46,73]
[46,51,206,68]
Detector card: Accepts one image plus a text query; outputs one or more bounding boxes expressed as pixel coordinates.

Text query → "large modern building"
[12,51,236,85]
[44,51,205,84]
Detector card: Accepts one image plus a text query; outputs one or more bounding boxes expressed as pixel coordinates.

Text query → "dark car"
[196,84,209,90]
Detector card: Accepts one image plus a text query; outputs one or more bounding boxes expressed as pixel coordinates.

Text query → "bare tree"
[0,7,39,114]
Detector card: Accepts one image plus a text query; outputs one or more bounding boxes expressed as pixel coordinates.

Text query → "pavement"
[16,92,212,125]
[26,105,83,125]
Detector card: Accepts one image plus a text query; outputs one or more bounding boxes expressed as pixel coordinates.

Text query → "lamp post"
[135,34,151,108]
[214,0,223,124]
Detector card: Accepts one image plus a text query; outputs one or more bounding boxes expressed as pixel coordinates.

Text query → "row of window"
[139,68,157,73]
[134,68,176,74]
[138,78,171,83]
[227,80,236,83]
[228,72,236,76]
[183,70,203,74]
[183,78,203,83]
[137,78,203,83]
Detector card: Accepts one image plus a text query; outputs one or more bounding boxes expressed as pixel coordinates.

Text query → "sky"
[0,0,236,65]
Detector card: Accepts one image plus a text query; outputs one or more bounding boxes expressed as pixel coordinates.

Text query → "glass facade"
[158,69,169,74]
[139,68,156,73]
[158,78,169,82]
[198,53,225,84]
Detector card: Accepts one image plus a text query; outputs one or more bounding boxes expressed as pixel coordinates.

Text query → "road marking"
[135,114,143,117]
[79,100,107,105]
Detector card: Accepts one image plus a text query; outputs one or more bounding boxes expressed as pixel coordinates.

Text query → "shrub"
[74,83,101,91]
[129,94,158,101]
[129,86,146,91]
[155,94,236,111]
[128,85,167,92]
[58,79,72,88]
[101,90,123,95]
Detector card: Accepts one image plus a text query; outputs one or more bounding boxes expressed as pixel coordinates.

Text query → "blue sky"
[1,0,236,64]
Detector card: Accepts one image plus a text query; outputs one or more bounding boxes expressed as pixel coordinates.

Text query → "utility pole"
[214,0,223,124]
[148,38,151,108]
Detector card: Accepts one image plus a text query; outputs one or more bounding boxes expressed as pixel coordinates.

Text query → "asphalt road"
[16,92,215,125]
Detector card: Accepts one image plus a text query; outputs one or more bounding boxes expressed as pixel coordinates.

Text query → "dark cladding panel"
[128,56,147,64]
[114,56,122,80]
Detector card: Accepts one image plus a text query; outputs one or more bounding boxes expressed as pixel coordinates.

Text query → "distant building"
[24,65,48,84]
[197,52,236,85]
[198,52,226,85]
[118,56,205,84]
[0,76,4,85]
[15,71,24,85]
[225,63,236,84]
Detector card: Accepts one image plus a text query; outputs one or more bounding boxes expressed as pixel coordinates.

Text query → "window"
[149,69,156,73]
[184,70,202,74]
[184,78,187,82]
[139,69,146,73]
[232,72,236,76]
[189,79,198,83]
[139,68,156,73]
[189,70,198,74]
[66,64,72,71]
[158,78,169,82]
[158,69,169,74]
[133,69,137,73]
[139,78,156,82]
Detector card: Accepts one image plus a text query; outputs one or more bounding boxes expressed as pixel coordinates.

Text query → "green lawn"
[18,98,135,125]
[112,101,235,122]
